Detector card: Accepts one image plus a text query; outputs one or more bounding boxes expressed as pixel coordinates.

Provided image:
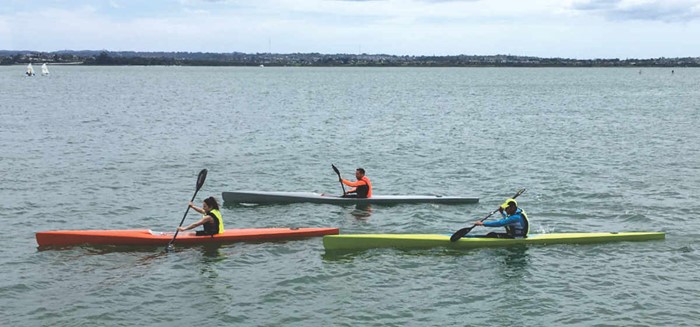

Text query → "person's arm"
[178,214,213,231]
[476,208,508,226]
[341,179,365,194]
[341,179,367,187]
[483,214,521,227]
[188,202,205,214]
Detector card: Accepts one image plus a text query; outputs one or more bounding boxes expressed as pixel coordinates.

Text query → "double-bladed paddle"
[331,164,346,196]
[165,169,208,252]
[449,188,525,242]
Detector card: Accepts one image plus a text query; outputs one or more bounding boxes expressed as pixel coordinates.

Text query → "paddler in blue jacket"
[475,198,529,238]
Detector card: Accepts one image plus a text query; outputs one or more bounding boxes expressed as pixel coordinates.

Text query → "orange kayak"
[36,227,339,247]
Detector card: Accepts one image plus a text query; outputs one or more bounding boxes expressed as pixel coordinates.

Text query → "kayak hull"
[323,232,665,251]
[36,227,339,247]
[222,191,479,205]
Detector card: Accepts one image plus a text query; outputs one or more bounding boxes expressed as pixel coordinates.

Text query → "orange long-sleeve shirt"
[341,176,372,198]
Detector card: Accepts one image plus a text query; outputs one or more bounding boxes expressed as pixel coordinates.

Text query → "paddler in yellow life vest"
[340,168,372,198]
[177,196,224,236]
[474,198,529,238]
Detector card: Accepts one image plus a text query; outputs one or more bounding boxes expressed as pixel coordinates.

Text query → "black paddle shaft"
[449,189,525,242]
[165,169,208,252]
[331,164,346,195]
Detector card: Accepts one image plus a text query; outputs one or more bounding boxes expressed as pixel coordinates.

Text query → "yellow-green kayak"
[323,232,665,251]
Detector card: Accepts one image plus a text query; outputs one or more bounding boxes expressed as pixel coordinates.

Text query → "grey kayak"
[222,191,479,205]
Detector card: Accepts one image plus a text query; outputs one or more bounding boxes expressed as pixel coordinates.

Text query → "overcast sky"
[1,0,699,59]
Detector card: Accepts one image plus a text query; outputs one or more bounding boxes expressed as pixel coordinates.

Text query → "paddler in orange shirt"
[340,168,372,198]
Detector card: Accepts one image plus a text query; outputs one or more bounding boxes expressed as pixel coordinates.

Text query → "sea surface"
[1,65,699,326]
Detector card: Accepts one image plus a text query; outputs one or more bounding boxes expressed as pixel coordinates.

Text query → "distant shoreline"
[3,50,699,67]
[6,64,694,69]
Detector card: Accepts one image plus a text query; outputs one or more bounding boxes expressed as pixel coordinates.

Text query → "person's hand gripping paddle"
[165,169,208,252]
[331,164,346,196]
[450,189,525,242]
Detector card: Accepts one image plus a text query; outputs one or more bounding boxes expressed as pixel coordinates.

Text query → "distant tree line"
[2,50,699,67]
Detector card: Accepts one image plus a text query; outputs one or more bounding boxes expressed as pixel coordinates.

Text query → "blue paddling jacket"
[483,208,530,238]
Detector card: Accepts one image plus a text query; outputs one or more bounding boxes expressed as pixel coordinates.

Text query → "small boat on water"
[41,63,49,76]
[25,63,35,76]
[222,191,479,205]
[323,232,665,251]
[36,227,339,247]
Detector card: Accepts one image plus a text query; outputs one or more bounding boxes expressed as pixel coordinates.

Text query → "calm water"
[1,65,699,326]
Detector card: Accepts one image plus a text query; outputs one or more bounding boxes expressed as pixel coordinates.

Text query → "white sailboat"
[26,63,35,76]
[41,63,49,76]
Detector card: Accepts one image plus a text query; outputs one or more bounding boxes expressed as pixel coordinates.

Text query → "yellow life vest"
[202,209,224,235]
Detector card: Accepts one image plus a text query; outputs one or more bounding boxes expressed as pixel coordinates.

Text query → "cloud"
[572,0,621,10]
[2,0,699,58]
[572,0,700,22]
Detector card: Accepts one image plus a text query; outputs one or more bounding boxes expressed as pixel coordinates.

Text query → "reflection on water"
[500,245,529,267]
[198,245,224,281]
[350,204,372,219]
[200,244,224,260]
[493,245,530,281]
[322,243,531,263]
[37,242,227,260]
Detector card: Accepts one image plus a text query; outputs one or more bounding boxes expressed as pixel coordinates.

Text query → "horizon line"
[2,49,699,61]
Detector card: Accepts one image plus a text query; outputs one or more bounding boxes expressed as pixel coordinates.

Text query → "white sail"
[41,63,49,75]
[26,63,35,76]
